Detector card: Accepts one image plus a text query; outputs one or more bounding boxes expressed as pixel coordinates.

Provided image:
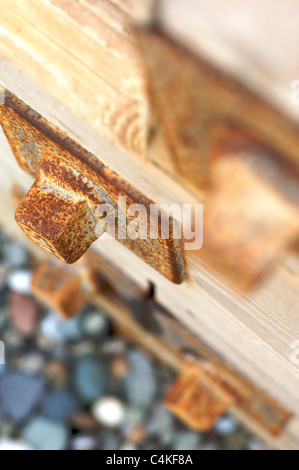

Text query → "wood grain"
[0,0,148,155]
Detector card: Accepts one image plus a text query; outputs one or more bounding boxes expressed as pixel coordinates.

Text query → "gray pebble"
[23,417,68,451]
[0,373,45,423]
[74,355,108,403]
[124,350,157,409]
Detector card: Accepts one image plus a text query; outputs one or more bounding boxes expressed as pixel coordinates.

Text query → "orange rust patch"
[0,90,186,284]
[165,362,235,431]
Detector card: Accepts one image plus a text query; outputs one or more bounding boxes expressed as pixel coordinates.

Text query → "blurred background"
[0,228,268,451]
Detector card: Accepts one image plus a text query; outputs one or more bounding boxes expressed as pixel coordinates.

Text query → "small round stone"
[23,417,68,451]
[3,241,28,268]
[119,441,138,451]
[92,396,125,428]
[74,355,108,403]
[80,310,108,337]
[214,416,238,435]
[17,353,45,375]
[7,270,32,295]
[72,434,98,451]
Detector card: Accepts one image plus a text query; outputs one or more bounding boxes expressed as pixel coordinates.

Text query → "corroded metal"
[138,27,299,287]
[139,28,299,188]
[0,90,186,284]
[30,252,291,435]
[165,361,236,431]
[31,258,94,318]
[153,309,291,436]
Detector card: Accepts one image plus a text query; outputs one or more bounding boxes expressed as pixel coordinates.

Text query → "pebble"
[119,441,138,451]
[0,373,45,423]
[80,309,108,337]
[17,353,45,376]
[2,328,24,348]
[214,416,238,435]
[40,312,80,343]
[0,306,7,332]
[171,431,202,451]
[74,355,108,402]
[146,404,174,440]
[101,432,120,451]
[102,338,127,355]
[0,265,8,285]
[197,443,220,451]
[9,293,38,337]
[3,241,28,268]
[124,350,157,409]
[42,390,78,421]
[72,434,98,451]
[7,270,32,296]
[123,406,146,429]
[92,396,126,428]
[248,438,267,451]
[23,417,68,451]
[0,438,35,451]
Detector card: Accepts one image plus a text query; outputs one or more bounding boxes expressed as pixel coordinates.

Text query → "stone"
[101,431,120,450]
[23,417,68,451]
[146,404,174,441]
[42,389,78,421]
[92,396,125,428]
[123,350,157,409]
[0,373,45,423]
[0,438,35,450]
[74,355,108,402]
[119,441,138,451]
[3,241,28,269]
[40,312,81,343]
[197,443,220,451]
[17,353,45,376]
[72,434,98,451]
[123,407,146,429]
[102,338,127,355]
[171,431,202,450]
[0,305,7,332]
[248,438,268,451]
[9,293,38,337]
[2,328,24,348]
[214,416,238,435]
[7,270,32,296]
[80,309,108,337]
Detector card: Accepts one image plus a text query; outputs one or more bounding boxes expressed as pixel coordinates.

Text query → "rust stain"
[138,27,299,187]
[138,27,299,288]
[0,90,186,284]
[154,310,292,436]
[31,257,93,318]
[165,361,236,431]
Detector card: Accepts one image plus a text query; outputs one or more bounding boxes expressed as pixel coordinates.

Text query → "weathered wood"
[0,0,299,447]
[0,0,149,155]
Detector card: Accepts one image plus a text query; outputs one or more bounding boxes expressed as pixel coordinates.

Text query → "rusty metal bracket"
[138,27,299,288]
[0,90,186,284]
[29,252,292,436]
